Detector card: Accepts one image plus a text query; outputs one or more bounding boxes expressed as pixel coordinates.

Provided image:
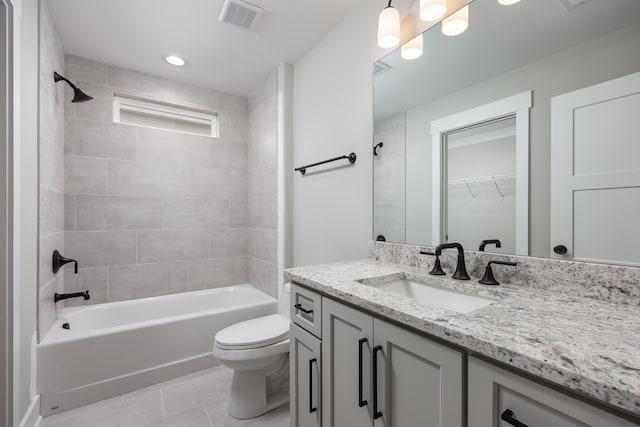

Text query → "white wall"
[292,1,391,267]
[291,0,472,266]
[13,0,40,425]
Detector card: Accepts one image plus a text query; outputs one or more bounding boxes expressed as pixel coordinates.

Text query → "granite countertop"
[284,259,640,418]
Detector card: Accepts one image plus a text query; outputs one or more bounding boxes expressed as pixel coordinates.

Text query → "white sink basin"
[361,277,498,314]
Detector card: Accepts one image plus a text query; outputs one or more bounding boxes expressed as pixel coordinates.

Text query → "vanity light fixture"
[498,0,521,4]
[420,0,447,21]
[165,55,186,66]
[442,5,469,36]
[401,34,423,60]
[377,0,401,48]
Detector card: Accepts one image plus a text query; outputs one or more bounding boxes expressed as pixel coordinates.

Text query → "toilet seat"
[215,314,289,350]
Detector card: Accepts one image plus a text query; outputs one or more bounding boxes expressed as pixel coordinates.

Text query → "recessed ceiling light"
[165,55,186,66]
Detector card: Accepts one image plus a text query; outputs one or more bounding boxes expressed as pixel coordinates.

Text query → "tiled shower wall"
[373,113,406,243]
[247,71,278,296]
[61,55,250,307]
[38,4,66,336]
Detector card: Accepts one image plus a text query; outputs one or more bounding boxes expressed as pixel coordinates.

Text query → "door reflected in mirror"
[444,117,516,254]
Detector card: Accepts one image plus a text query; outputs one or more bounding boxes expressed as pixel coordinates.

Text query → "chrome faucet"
[435,243,470,280]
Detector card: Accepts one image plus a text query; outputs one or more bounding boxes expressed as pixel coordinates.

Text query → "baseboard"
[19,395,42,427]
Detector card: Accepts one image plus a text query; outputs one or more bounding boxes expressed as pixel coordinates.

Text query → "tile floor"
[40,366,290,427]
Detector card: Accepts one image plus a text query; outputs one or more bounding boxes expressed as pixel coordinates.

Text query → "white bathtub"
[37,284,277,416]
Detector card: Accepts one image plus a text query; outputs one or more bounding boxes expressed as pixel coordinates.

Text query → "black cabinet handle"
[295,303,313,314]
[309,358,317,413]
[553,245,568,255]
[358,338,368,407]
[373,345,383,419]
[501,409,528,427]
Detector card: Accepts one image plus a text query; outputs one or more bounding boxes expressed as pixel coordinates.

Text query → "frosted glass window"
[113,95,218,137]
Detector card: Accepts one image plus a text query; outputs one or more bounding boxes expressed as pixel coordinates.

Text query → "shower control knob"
[553,245,568,255]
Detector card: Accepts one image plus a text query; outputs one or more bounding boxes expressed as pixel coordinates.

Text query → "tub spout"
[54,291,90,303]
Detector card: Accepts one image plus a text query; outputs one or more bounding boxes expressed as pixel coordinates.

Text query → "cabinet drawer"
[291,283,322,338]
[468,356,637,427]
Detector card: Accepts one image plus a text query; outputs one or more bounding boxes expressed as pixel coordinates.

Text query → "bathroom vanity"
[286,246,640,427]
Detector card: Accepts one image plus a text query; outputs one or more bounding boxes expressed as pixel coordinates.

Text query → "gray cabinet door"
[373,319,463,427]
[322,298,374,427]
[291,323,322,427]
[468,356,638,427]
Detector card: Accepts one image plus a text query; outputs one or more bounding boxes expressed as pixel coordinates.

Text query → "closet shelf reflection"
[448,174,515,199]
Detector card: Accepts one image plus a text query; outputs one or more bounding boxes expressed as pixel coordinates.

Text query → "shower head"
[53,72,94,103]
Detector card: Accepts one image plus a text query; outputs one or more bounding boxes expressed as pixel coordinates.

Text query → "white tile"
[161,367,231,417]
[39,232,64,287]
[65,117,136,160]
[65,54,108,85]
[65,194,76,231]
[143,406,212,427]
[188,168,246,199]
[109,160,187,197]
[162,198,210,230]
[247,197,276,230]
[211,141,246,170]
[187,257,247,290]
[108,262,188,301]
[136,230,209,263]
[248,257,277,297]
[75,194,163,231]
[65,156,109,194]
[40,187,65,237]
[41,141,65,193]
[247,228,276,263]
[107,66,189,104]
[41,390,164,427]
[137,127,211,167]
[211,228,247,258]
[229,199,247,227]
[65,231,137,268]
[75,97,113,122]
[64,267,108,306]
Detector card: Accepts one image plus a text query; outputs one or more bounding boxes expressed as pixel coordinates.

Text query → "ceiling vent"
[559,0,591,11]
[373,60,391,77]
[219,0,263,30]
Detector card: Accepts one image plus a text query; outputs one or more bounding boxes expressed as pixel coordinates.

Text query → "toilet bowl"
[213,313,290,419]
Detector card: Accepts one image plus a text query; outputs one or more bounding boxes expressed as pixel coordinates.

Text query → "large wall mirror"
[373,0,640,266]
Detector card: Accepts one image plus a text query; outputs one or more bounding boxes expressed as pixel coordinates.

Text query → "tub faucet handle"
[52,250,78,274]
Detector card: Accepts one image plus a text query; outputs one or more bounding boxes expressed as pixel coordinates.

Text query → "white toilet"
[213,286,291,419]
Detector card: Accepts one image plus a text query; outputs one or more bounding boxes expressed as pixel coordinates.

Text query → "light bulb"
[401,34,423,60]
[420,0,447,21]
[165,55,186,66]
[442,5,468,36]
[498,0,521,5]
[377,6,400,48]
